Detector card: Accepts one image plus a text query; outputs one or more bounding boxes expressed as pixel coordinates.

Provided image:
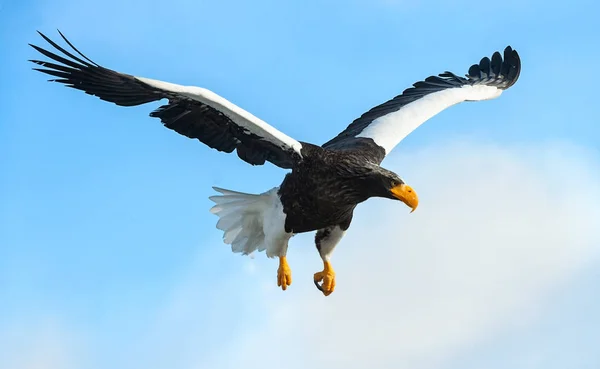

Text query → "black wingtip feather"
[482,57,492,77]
[502,46,521,89]
[56,29,99,67]
[491,51,502,76]
[466,45,521,89]
[468,64,480,79]
[29,30,166,107]
[35,30,96,68]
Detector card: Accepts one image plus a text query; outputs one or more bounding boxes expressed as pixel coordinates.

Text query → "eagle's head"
[369,168,419,212]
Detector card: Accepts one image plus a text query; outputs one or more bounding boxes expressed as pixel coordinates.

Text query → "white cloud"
[149,139,600,369]
[0,318,83,369]
[6,139,598,369]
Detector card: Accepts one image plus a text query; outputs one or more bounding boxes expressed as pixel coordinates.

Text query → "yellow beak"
[390,183,419,213]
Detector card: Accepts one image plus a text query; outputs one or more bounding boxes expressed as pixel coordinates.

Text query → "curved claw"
[313,279,324,292]
[313,262,336,296]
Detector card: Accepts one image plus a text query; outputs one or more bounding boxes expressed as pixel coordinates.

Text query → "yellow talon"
[314,261,336,296]
[277,256,292,290]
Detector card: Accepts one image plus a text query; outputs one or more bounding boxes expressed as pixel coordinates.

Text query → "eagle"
[29,30,521,296]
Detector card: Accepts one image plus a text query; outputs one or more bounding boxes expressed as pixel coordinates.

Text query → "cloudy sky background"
[1,0,599,368]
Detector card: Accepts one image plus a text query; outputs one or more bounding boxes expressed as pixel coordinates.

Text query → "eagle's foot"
[313,261,336,296]
[277,256,292,291]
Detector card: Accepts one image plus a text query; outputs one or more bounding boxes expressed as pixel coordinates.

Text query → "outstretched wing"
[29,30,303,169]
[322,46,521,163]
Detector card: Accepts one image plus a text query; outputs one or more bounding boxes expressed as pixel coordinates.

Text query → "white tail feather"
[209,186,280,256]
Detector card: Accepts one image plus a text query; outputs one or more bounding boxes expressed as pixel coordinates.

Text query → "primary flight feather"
[29,30,521,296]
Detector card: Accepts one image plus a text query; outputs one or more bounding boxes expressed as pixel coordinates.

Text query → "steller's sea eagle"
[29,30,521,296]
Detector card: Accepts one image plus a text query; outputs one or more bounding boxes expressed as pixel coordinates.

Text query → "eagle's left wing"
[29,30,303,169]
[322,46,521,163]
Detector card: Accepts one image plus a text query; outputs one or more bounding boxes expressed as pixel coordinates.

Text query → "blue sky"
[1,1,599,368]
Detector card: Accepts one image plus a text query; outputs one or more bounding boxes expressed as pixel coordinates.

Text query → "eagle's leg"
[313,225,347,296]
[277,256,292,290]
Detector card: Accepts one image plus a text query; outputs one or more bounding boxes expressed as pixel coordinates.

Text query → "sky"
[1,0,599,368]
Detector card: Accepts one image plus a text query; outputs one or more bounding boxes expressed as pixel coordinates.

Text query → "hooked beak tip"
[390,183,419,213]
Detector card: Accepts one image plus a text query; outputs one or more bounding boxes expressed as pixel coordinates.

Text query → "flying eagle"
[29,30,521,296]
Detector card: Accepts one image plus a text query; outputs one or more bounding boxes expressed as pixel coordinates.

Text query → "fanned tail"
[209,186,272,256]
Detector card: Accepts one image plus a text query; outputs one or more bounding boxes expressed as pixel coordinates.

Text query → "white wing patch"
[135,76,304,156]
[356,84,503,154]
